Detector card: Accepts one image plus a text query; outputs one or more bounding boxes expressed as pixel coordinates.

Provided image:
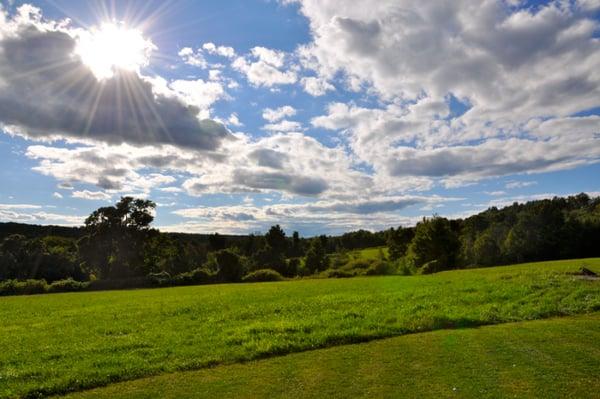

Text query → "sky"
[0,0,599,236]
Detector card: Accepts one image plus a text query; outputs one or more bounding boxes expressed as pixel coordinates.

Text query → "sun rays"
[76,23,155,80]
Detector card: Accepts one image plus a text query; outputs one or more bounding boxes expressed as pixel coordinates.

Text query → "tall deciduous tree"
[80,197,156,279]
[387,227,414,261]
[407,216,459,272]
[305,237,328,274]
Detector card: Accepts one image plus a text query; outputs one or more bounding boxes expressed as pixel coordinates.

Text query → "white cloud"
[168,79,228,116]
[262,105,297,122]
[72,190,112,201]
[178,47,207,68]
[158,186,183,193]
[208,69,221,81]
[263,120,303,132]
[232,46,297,87]
[0,209,84,225]
[300,76,334,96]
[0,203,42,210]
[26,144,182,196]
[179,131,373,198]
[52,192,63,199]
[506,180,537,189]
[297,0,600,187]
[0,203,83,225]
[202,42,236,58]
[484,191,506,196]
[167,194,453,235]
[227,113,243,127]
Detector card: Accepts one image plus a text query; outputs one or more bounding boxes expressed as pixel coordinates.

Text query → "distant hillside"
[0,222,85,240]
[0,221,246,243]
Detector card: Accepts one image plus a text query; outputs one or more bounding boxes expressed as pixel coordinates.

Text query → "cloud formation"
[1,2,599,234]
[232,47,297,87]
[302,0,600,187]
[262,105,297,122]
[168,195,446,234]
[0,7,232,151]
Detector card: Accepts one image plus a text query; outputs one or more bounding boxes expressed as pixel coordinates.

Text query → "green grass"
[63,314,600,399]
[1,258,599,398]
[348,246,389,260]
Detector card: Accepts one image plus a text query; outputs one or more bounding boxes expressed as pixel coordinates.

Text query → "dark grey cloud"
[386,142,567,178]
[97,176,123,190]
[0,25,231,150]
[233,169,328,196]
[303,197,422,214]
[248,148,288,169]
[335,17,381,56]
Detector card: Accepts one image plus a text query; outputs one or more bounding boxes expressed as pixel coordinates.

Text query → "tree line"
[1,193,599,294]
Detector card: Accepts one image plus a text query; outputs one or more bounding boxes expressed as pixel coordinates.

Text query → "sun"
[76,22,155,80]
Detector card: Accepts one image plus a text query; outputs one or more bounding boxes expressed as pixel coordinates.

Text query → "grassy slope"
[1,258,599,398]
[64,314,600,399]
[348,246,389,260]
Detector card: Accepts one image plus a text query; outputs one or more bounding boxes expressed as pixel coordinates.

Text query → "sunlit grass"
[65,314,600,399]
[0,258,599,398]
[346,246,389,260]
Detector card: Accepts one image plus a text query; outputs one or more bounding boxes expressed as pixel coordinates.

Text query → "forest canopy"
[1,193,599,295]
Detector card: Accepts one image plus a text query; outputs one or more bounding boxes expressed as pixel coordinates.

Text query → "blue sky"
[0,0,599,235]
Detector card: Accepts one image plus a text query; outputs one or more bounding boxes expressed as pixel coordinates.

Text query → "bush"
[87,277,151,291]
[364,260,393,275]
[420,259,441,274]
[296,262,312,277]
[342,259,371,271]
[396,258,415,276]
[48,278,89,293]
[215,249,245,282]
[0,279,48,296]
[172,268,215,285]
[148,271,172,286]
[330,252,350,268]
[322,269,357,278]
[323,258,397,278]
[242,269,284,282]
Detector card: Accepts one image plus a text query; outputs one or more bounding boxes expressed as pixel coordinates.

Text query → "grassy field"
[64,314,600,399]
[346,246,389,260]
[1,258,599,398]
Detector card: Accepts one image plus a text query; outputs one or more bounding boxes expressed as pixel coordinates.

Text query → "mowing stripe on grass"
[63,314,600,399]
[0,259,599,398]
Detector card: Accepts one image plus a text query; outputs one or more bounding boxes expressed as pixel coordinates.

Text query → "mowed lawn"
[0,259,599,398]
[65,314,600,399]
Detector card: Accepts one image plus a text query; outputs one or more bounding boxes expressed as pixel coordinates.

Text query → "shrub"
[242,269,284,282]
[324,258,397,278]
[330,252,350,269]
[323,269,356,278]
[172,268,215,285]
[364,260,393,275]
[215,249,245,282]
[148,271,172,286]
[342,259,371,271]
[296,262,312,277]
[0,279,48,296]
[396,258,415,276]
[87,277,151,291]
[420,259,441,274]
[286,258,301,277]
[48,278,89,293]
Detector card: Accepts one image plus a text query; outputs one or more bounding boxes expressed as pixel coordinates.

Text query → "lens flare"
[76,23,155,79]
